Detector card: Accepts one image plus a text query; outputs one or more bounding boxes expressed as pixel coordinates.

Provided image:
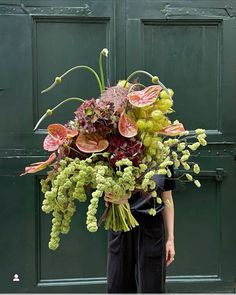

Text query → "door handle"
[215,168,227,182]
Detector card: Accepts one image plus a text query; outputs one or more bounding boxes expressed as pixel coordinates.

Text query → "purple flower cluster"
[75,97,118,135]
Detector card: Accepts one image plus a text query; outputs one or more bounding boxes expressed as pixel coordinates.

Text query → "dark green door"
[125,0,236,292]
[0,0,236,292]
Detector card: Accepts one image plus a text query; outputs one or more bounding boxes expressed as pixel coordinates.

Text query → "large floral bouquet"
[20,48,207,250]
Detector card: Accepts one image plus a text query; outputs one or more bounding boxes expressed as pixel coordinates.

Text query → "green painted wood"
[125,0,236,292]
[0,0,115,292]
[0,0,236,293]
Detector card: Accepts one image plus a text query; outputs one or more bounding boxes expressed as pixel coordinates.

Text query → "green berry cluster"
[141,127,207,189]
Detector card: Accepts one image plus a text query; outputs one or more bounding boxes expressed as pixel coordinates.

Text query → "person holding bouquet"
[20,49,206,295]
[105,165,176,293]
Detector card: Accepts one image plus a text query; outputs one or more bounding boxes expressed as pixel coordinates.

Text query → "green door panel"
[143,21,219,131]
[0,0,115,292]
[0,0,236,293]
[0,164,37,292]
[35,19,113,131]
[0,14,34,139]
[125,0,236,292]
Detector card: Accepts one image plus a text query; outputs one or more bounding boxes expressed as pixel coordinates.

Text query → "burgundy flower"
[107,134,145,167]
[75,99,96,119]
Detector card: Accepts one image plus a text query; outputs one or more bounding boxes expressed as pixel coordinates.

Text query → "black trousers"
[106,212,166,293]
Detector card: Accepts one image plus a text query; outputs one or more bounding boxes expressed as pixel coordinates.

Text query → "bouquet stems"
[104,203,139,232]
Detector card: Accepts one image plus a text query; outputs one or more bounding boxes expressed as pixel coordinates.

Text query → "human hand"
[104,192,129,207]
[166,239,175,266]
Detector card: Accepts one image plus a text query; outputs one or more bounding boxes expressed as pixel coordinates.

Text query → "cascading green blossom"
[39,125,207,250]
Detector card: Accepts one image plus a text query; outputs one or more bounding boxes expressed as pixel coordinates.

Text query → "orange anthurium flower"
[20,153,56,176]
[128,85,162,107]
[43,124,68,152]
[67,128,78,138]
[118,112,138,138]
[160,122,185,136]
[76,133,109,153]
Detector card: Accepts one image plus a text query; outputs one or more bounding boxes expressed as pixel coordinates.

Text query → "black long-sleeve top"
[129,166,176,215]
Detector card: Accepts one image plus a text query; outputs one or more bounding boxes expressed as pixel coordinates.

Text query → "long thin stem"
[158,80,171,99]
[112,204,116,231]
[124,70,171,99]
[41,65,103,94]
[99,53,105,90]
[118,205,130,231]
[34,97,85,131]
[65,145,85,157]
[128,83,146,94]
[124,70,153,87]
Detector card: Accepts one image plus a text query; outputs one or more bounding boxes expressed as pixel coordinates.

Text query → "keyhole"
[13,274,20,282]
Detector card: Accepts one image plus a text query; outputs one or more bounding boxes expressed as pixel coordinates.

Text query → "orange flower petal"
[75,133,109,153]
[67,129,79,138]
[128,85,162,107]
[160,123,185,136]
[20,153,56,176]
[43,124,68,151]
[48,124,68,140]
[118,112,138,138]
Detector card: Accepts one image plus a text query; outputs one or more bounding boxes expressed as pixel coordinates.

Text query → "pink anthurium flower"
[76,133,109,153]
[127,85,162,107]
[20,153,56,176]
[160,122,185,136]
[66,128,78,138]
[118,112,138,138]
[43,124,68,152]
